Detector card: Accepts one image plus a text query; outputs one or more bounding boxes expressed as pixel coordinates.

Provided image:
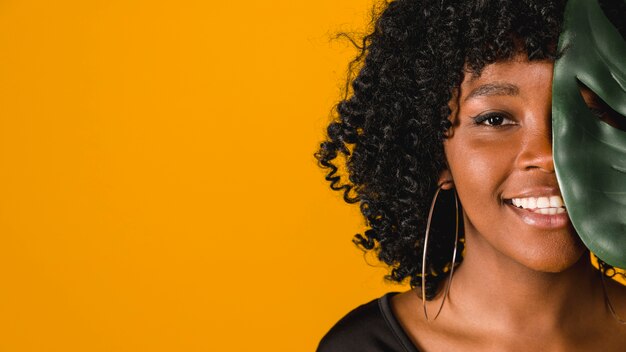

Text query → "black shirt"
[317,292,421,352]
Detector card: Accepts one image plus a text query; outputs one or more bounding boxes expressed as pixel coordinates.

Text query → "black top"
[317,292,421,352]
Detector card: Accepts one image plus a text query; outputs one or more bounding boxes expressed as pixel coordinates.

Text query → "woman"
[315,0,626,350]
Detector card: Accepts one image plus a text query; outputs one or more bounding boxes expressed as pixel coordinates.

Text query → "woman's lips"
[505,201,570,229]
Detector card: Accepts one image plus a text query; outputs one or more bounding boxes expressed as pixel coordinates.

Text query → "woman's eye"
[473,112,514,127]
[589,107,606,118]
[588,105,626,131]
[578,82,626,132]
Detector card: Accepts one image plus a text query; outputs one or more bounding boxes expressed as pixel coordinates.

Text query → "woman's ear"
[438,169,454,190]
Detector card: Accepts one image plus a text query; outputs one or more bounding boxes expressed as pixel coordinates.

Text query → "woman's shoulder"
[316,292,420,352]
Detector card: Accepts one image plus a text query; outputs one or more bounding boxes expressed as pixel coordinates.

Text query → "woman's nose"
[515,111,555,173]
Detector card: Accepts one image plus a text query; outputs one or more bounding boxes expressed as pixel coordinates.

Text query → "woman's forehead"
[460,58,553,99]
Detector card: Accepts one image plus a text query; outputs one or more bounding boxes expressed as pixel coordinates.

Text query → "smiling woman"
[315,0,626,351]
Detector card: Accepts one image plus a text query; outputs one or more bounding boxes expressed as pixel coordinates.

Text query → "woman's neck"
[447,224,604,334]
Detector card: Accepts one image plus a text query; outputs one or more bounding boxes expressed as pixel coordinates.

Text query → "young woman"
[315,0,626,350]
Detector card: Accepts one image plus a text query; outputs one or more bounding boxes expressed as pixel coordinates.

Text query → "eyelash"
[472,112,515,127]
[589,107,605,117]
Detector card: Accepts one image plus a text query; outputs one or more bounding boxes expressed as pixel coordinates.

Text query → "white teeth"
[509,195,566,212]
[549,195,564,207]
[534,208,558,215]
[536,197,549,208]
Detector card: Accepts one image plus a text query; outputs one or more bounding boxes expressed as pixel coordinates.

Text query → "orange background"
[1,1,623,351]
[0,1,403,351]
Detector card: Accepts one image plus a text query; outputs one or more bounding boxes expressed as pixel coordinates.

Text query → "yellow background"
[0,1,402,351]
[1,1,623,351]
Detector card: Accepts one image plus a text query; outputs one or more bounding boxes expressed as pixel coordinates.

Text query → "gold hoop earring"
[599,265,626,325]
[421,185,459,321]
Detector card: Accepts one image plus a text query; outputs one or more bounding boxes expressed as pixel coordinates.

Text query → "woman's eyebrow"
[465,82,519,101]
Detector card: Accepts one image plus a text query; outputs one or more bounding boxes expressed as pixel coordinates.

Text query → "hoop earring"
[599,265,626,325]
[421,185,459,321]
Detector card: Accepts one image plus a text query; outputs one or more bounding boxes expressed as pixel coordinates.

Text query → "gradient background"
[0,1,623,351]
[0,0,403,351]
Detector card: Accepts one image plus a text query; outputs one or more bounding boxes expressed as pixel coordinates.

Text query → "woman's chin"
[516,244,588,274]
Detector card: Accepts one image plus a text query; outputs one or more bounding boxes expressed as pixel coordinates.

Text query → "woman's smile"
[504,192,570,229]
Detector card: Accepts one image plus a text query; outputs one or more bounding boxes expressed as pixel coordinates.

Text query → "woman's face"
[443,55,585,272]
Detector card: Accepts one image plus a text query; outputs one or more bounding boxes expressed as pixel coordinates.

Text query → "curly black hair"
[315,0,625,300]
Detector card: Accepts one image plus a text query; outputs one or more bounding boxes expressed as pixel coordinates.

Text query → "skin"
[391,55,626,351]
